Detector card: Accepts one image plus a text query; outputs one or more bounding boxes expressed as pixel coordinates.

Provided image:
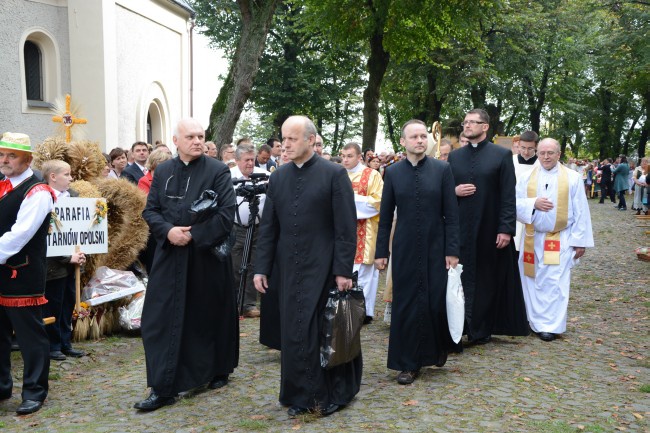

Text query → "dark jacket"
[121,163,146,184]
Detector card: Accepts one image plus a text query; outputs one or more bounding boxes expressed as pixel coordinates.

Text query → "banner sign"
[46,197,108,257]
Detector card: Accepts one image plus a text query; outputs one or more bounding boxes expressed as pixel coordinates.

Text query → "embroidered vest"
[0,176,52,301]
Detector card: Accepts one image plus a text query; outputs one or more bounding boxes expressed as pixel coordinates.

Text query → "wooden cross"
[52,94,87,143]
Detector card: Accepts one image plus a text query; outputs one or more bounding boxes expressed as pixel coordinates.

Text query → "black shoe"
[618,207,627,211]
[207,375,228,390]
[538,332,556,342]
[396,370,419,385]
[133,391,175,411]
[363,316,373,325]
[475,335,492,345]
[0,390,11,400]
[287,405,310,417]
[11,342,19,351]
[62,348,85,358]
[16,399,43,415]
[321,403,340,416]
[49,351,67,361]
[435,351,448,368]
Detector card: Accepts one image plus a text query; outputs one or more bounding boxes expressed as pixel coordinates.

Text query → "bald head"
[173,118,206,162]
[538,138,561,170]
[281,115,317,164]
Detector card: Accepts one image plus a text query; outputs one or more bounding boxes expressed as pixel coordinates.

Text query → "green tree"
[193,0,282,144]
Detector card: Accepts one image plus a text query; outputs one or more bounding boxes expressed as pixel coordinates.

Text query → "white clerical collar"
[7,168,33,187]
[348,162,364,173]
[541,163,560,174]
[294,152,315,168]
[471,143,478,148]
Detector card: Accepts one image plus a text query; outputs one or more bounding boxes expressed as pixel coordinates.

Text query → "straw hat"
[0,132,33,153]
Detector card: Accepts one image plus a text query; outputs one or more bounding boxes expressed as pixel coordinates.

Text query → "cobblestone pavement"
[1,199,648,432]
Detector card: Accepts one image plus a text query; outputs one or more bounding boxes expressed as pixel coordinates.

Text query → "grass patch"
[640,384,650,393]
[0,421,5,428]
[237,419,270,430]
[48,372,61,380]
[526,420,574,432]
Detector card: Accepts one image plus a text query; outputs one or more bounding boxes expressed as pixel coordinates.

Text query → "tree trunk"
[622,116,638,156]
[637,90,650,159]
[361,18,390,151]
[384,104,398,151]
[206,0,281,144]
[425,71,445,125]
[597,86,613,159]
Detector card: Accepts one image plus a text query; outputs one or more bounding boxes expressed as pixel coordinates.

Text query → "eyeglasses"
[165,175,191,199]
[538,151,557,157]
[460,120,487,127]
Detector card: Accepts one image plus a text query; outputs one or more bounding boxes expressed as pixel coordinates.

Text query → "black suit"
[598,163,615,203]
[255,158,277,171]
[121,163,145,185]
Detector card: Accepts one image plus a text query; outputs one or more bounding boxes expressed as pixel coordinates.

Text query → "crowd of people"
[6,107,638,417]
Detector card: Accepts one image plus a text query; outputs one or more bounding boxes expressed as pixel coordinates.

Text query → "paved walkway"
[1,199,648,432]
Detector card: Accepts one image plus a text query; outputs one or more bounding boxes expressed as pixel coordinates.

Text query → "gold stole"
[523,165,569,277]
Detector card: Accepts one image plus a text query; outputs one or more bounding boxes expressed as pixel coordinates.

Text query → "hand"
[374,258,388,270]
[335,275,353,292]
[253,274,268,294]
[445,256,459,269]
[455,184,476,197]
[167,226,192,246]
[495,233,511,249]
[534,197,554,212]
[573,247,586,259]
[70,252,86,265]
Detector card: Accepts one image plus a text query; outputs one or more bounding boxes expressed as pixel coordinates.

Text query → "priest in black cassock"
[254,115,360,418]
[375,119,460,385]
[135,118,239,411]
[447,109,529,344]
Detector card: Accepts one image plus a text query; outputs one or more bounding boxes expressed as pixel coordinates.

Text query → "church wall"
[0,0,71,143]
[113,1,190,152]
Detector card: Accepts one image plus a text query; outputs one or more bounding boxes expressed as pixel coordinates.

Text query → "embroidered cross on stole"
[523,165,569,278]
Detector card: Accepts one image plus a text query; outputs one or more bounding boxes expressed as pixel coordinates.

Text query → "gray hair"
[538,137,560,152]
[235,143,256,160]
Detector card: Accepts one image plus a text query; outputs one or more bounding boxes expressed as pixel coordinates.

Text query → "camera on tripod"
[233,173,269,201]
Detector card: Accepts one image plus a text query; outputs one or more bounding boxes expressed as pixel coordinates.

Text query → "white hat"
[0,132,33,153]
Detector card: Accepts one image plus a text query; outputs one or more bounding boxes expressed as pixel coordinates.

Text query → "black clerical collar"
[469,138,489,149]
[518,154,538,165]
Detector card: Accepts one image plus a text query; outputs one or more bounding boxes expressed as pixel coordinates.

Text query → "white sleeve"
[515,176,536,224]
[354,194,380,219]
[568,179,594,248]
[0,190,54,264]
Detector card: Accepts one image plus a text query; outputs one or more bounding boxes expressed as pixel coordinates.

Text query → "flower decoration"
[91,199,108,227]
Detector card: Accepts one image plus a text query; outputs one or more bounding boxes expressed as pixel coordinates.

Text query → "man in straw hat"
[0,132,56,414]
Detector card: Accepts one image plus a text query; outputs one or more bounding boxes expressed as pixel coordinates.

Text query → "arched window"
[20,29,60,111]
[24,41,42,101]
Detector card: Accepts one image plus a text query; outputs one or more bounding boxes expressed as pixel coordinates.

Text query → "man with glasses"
[135,118,238,411]
[448,109,529,346]
[515,138,593,342]
[513,131,539,253]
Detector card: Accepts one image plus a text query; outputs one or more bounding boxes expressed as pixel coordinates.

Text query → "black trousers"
[0,305,49,401]
[599,181,615,203]
[43,275,75,351]
[617,190,627,209]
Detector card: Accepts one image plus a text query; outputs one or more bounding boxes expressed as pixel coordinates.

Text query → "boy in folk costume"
[0,133,56,414]
[41,160,86,361]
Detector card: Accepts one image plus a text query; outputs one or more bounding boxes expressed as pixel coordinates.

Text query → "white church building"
[0,0,217,151]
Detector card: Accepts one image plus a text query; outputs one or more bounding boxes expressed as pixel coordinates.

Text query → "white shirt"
[0,168,54,264]
[230,166,269,226]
